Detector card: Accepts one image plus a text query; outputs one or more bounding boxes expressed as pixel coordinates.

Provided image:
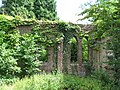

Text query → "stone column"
[88,43,91,62]
[76,37,83,75]
[57,41,63,72]
[86,43,93,75]
[66,43,72,74]
[47,46,54,72]
[63,42,72,74]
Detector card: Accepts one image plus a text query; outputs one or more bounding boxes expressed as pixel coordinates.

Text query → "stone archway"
[17,22,94,75]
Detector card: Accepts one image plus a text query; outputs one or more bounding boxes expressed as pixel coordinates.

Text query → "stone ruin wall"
[17,24,109,75]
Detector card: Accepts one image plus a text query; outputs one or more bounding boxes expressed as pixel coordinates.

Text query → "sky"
[0,0,95,24]
[0,0,1,6]
[56,0,95,24]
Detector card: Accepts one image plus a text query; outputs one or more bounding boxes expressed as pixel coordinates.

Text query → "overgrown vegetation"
[80,0,120,89]
[0,15,42,78]
[0,15,84,79]
[0,74,108,90]
[1,0,119,89]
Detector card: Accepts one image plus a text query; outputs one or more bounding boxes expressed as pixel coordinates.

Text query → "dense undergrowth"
[0,73,110,90]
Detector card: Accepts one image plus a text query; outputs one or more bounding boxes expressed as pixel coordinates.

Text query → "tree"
[79,0,120,88]
[33,0,57,20]
[1,0,35,19]
[1,0,57,20]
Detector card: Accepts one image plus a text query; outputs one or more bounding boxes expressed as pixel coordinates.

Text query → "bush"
[0,74,108,90]
[0,16,42,78]
[0,78,19,85]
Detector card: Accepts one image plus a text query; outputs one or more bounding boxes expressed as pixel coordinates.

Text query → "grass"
[0,73,107,90]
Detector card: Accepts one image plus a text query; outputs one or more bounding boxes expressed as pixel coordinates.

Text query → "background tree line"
[0,0,57,20]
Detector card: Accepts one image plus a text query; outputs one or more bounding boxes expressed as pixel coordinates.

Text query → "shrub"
[0,15,42,78]
[0,74,108,90]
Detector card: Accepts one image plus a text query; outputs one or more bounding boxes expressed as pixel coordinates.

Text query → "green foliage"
[0,15,42,78]
[0,74,106,90]
[1,0,35,19]
[0,16,20,78]
[0,16,15,32]
[70,38,77,62]
[91,69,111,85]
[0,78,19,85]
[82,37,88,61]
[14,33,42,77]
[80,0,120,88]
[70,37,88,62]
[90,69,113,90]
[34,0,57,20]
[0,43,21,78]
[1,0,57,20]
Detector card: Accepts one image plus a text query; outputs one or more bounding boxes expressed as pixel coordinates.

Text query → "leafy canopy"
[0,0,57,20]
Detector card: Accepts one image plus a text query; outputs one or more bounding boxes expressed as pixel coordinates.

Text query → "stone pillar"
[85,43,92,75]
[77,37,83,75]
[47,46,54,72]
[66,43,72,74]
[57,41,63,72]
[88,43,91,62]
[63,42,72,74]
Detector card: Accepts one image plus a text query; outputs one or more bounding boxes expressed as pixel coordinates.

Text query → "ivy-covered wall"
[0,15,84,77]
[0,15,107,77]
